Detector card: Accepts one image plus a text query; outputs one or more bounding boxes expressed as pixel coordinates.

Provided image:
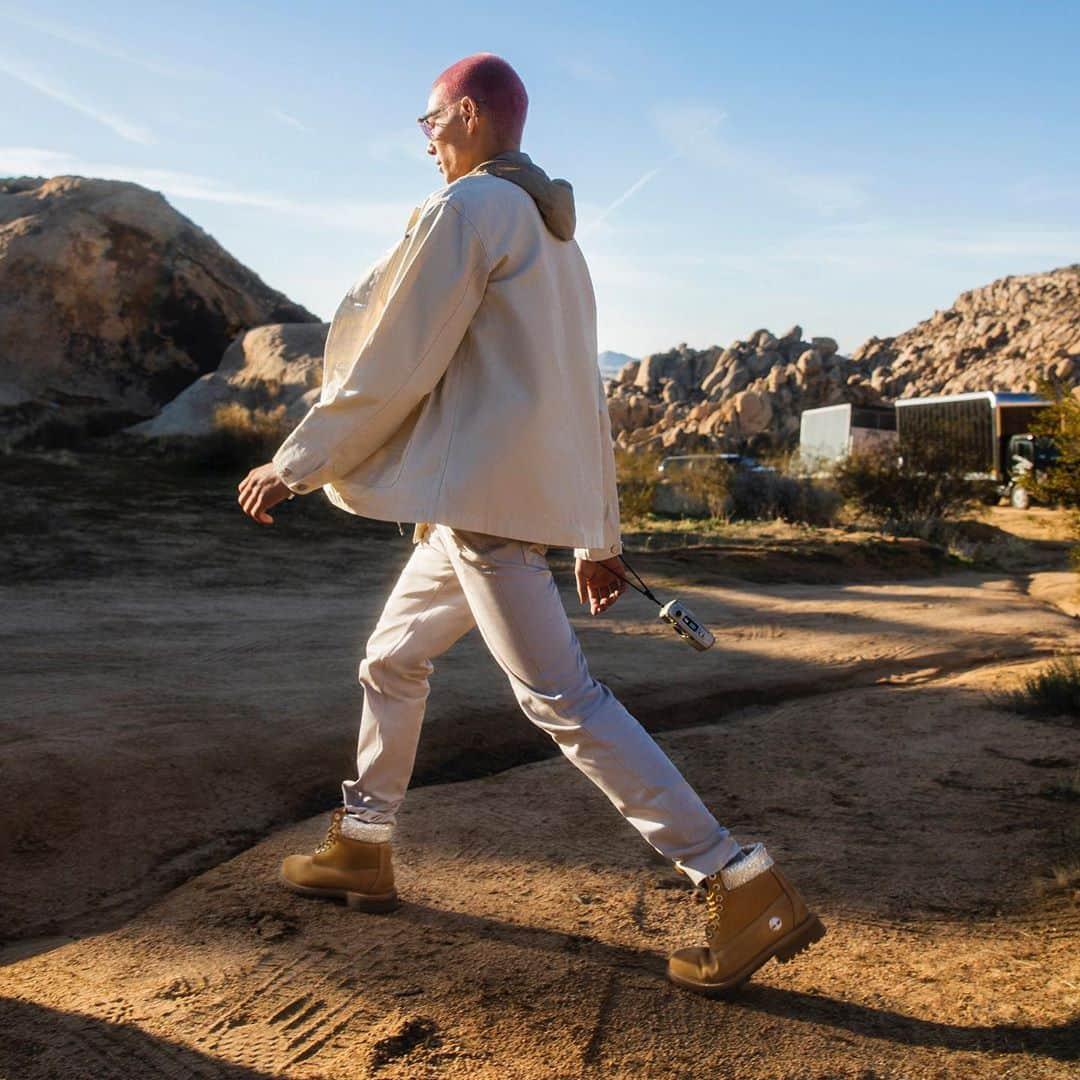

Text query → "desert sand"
[2,453,1078,1077]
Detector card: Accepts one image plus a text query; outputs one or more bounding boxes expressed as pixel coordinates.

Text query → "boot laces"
[314,807,345,855]
[704,877,726,936]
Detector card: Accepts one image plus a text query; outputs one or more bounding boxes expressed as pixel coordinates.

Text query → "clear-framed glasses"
[416,96,484,139]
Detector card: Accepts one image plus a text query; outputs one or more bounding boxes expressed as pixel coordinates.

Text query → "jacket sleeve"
[574,370,623,561]
[272,198,490,494]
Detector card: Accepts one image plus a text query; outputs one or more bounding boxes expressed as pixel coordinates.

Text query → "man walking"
[237,53,824,996]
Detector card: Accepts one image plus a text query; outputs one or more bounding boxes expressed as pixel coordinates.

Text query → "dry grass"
[995,654,1080,723]
[141,403,293,473]
[210,402,290,455]
[614,446,663,519]
[1033,862,1080,903]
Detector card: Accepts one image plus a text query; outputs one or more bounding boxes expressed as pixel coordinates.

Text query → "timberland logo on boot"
[769,916,783,931]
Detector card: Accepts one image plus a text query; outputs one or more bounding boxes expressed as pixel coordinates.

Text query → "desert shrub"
[671,460,840,526]
[1028,381,1080,510]
[149,403,292,473]
[1032,863,1080,902]
[731,469,840,526]
[833,443,980,529]
[1026,381,1080,577]
[614,447,663,518]
[667,459,733,518]
[996,654,1080,723]
[211,402,290,456]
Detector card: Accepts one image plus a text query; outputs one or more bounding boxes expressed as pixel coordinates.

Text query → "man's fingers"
[239,485,272,524]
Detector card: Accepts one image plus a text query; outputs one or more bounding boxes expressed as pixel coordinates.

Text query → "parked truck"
[894,391,1056,508]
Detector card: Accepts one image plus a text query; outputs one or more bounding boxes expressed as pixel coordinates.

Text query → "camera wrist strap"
[603,553,662,609]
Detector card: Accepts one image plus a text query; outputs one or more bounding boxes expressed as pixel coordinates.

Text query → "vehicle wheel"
[1010,485,1030,510]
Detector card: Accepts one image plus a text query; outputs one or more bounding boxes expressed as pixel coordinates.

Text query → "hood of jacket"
[465,150,576,241]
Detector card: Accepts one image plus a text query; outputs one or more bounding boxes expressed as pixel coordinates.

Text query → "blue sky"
[1,1,1077,358]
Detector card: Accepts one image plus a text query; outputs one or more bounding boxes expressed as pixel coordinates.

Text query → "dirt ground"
[2,450,1079,1077]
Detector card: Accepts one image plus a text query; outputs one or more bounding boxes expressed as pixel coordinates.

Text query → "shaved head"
[432,53,528,147]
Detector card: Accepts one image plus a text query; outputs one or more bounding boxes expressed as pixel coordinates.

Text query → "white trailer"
[799,403,897,466]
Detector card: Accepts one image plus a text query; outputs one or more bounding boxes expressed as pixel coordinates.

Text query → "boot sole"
[667,913,826,997]
[278,869,400,913]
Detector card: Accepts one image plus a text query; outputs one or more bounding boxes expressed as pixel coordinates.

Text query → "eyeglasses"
[416,96,485,139]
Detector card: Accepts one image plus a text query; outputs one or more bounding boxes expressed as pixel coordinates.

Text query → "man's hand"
[237,462,293,525]
[575,555,627,616]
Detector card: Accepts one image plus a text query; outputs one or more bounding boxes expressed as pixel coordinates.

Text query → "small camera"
[659,599,715,651]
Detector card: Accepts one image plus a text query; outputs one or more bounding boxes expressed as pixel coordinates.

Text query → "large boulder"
[127,322,329,438]
[0,175,319,448]
[730,389,774,436]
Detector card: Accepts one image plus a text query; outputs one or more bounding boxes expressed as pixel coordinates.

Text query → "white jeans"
[342,522,740,885]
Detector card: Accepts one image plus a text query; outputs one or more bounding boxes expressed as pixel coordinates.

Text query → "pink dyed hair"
[432,53,528,146]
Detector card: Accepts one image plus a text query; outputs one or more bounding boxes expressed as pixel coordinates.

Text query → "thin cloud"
[0,6,199,79]
[794,219,1080,263]
[579,163,671,237]
[562,58,615,85]
[366,129,432,165]
[0,146,412,234]
[269,109,309,132]
[651,102,869,216]
[0,54,155,144]
[1009,176,1080,207]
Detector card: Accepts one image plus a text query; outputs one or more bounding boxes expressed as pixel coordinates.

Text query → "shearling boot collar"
[340,814,393,844]
[719,842,775,890]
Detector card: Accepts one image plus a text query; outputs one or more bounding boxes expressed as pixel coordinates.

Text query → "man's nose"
[426,142,436,156]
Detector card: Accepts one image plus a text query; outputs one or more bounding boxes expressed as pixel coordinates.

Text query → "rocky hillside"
[607,264,1080,457]
[0,175,318,448]
[851,264,1080,398]
[606,327,884,456]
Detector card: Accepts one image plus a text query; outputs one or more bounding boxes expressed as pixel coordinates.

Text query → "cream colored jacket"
[272,156,622,561]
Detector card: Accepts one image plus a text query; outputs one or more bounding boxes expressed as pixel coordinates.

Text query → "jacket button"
[610,544,619,553]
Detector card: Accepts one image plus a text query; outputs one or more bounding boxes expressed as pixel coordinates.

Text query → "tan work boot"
[280,808,399,912]
[667,843,825,996]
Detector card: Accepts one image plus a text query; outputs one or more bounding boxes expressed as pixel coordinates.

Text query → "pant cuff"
[672,832,743,887]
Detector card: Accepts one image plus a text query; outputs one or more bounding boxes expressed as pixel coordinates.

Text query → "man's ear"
[460,95,478,131]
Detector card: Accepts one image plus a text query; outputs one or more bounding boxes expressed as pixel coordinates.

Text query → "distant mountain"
[599,350,637,377]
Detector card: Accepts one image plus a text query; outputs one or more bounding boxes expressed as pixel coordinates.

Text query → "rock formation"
[8,176,1072,466]
[604,328,884,457]
[605,264,1080,456]
[127,322,329,439]
[850,264,1080,399]
[0,175,319,448]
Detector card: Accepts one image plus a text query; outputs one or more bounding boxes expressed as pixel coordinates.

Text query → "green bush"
[1028,381,1080,510]
[833,443,980,529]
